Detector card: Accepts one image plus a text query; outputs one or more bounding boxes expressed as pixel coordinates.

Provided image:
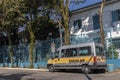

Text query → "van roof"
[57,42,103,51]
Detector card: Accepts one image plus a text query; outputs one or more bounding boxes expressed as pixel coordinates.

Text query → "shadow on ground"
[84,74,92,80]
[0,73,35,80]
[55,69,105,74]
[54,70,105,80]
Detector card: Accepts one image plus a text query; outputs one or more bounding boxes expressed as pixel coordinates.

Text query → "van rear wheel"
[48,65,55,72]
[82,65,91,74]
[100,69,106,73]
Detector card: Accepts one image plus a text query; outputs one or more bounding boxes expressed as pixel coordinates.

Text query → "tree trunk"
[29,31,35,68]
[8,33,13,67]
[99,0,105,46]
[60,0,70,45]
[64,23,70,45]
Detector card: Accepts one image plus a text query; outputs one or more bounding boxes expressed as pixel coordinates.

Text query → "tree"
[58,0,85,45]
[37,0,60,40]
[99,0,106,46]
[34,18,59,40]
[22,0,59,68]
[0,0,23,67]
[59,0,70,45]
[21,0,41,68]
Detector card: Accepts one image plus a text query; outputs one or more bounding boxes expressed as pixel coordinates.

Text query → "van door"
[54,48,78,69]
[53,50,69,69]
[95,46,106,64]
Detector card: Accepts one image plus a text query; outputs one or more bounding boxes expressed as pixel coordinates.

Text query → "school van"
[47,42,107,74]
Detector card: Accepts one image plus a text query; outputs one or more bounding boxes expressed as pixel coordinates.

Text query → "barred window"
[73,19,82,32]
[112,9,120,22]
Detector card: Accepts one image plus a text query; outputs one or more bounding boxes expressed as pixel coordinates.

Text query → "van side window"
[65,48,77,57]
[54,51,59,58]
[78,46,91,56]
[61,50,65,57]
[96,46,104,56]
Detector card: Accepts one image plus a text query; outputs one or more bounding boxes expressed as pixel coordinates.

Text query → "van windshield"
[54,51,59,58]
[96,46,104,56]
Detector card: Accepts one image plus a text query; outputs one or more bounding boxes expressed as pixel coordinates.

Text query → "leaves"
[20,0,59,40]
[0,0,23,32]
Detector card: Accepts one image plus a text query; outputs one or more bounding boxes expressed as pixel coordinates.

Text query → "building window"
[92,14,100,30]
[73,19,82,32]
[112,38,120,49]
[112,9,120,22]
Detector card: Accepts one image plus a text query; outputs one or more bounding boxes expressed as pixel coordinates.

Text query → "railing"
[0,27,120,68]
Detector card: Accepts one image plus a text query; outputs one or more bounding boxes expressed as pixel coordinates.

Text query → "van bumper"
[90,64,107,70]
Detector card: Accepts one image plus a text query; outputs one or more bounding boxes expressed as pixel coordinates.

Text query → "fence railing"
[0,28,120,68]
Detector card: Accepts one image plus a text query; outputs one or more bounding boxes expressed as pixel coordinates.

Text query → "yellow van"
[47,42,107,74]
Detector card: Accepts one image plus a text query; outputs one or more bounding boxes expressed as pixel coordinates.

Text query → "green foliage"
[107,45,118,59]
[0,0,23,67]
[20,0,59,40]
[21,0,60,68]
[0,0,23,32]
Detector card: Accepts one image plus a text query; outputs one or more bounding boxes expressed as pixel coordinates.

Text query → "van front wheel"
[82,65,91,74]
[48,65,55,72]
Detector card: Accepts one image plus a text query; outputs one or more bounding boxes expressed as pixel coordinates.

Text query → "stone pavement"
[0,67,120,80]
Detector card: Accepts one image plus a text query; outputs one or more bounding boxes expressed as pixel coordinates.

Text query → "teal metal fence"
[0,38,62,68]
[0,29,120,69]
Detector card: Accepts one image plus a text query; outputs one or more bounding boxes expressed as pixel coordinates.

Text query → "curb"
[0,67,49,72]
[105,69,120,75]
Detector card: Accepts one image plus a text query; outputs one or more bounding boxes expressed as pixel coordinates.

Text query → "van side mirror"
[51,55,58,60]
[52,56,58,59]
[54,55,59,58]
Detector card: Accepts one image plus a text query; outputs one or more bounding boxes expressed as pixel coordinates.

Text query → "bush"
[106,45,118,59]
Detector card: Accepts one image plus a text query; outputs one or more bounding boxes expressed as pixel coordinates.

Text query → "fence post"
[109,29,114,59]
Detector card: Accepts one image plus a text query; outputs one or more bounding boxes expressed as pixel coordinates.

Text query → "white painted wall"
[70,1,120,39]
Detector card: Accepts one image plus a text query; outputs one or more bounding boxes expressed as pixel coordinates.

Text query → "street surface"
[0,68,120,80]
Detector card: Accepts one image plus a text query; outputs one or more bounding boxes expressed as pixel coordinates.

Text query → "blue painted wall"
[107,59,120,69]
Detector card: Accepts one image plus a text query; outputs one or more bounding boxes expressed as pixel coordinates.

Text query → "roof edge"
[70,0,119,14]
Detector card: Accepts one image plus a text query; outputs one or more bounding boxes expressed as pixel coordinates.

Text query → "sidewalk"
[104,69,120,76]
[0,67,49,72]
[0,67,120,74]
[95,69,120,80]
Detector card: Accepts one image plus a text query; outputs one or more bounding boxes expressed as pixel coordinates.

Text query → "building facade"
[70,0,120,52]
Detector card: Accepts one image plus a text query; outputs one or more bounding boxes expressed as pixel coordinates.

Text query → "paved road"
[0,68,120,80]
